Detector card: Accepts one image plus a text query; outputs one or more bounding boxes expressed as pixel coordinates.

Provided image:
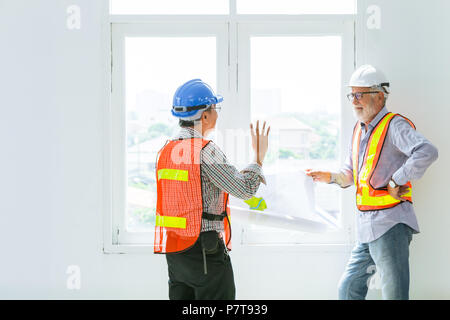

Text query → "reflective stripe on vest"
[154,138,232,254]
[155,216,186,229]
[157,168,188,181]
[352,112,415,211]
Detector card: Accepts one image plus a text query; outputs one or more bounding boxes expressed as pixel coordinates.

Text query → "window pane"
[111,0,229,14]
[246,36,342,242]
[237,0,356,14]
[125,37,216,232]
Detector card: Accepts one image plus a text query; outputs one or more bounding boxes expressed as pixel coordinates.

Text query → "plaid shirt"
[174,127,266,232]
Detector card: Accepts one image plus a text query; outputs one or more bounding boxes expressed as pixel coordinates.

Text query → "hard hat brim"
[215,95,223,104]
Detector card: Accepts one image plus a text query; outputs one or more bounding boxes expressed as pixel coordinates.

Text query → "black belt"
[202,211,227,221]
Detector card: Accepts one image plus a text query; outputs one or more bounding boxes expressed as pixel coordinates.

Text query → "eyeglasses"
[210,105,222,113]
[346,92,380,102]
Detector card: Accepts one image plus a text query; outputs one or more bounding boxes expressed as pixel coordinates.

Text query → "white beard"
[353,101,378,123]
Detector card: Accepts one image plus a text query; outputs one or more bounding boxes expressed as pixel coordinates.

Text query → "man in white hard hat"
[306,65,438,300]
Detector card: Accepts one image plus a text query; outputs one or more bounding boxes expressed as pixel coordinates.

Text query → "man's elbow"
[429,144,439,163]
[237,186,258,201]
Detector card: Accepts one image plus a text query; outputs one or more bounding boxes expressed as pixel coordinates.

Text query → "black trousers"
[165,231,236,300]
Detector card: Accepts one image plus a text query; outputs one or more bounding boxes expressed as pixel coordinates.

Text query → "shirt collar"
[176,127,204,139]
[360,106,390,130]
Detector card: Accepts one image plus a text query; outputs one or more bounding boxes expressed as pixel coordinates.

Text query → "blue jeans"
[338,223,413,300]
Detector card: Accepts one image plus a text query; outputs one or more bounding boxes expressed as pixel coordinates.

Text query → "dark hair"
[179,119,195,128]
[178,105,211,128]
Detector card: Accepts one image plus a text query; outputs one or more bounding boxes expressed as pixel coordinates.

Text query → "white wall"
[0,0,448,299]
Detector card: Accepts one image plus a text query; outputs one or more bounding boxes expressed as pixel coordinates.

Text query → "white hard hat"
[348,64,390,93]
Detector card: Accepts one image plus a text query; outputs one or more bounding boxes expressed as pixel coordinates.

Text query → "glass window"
[237,0,356,14]
[242,36,342,244]
[124,36,216,232]
[110,0,229,15]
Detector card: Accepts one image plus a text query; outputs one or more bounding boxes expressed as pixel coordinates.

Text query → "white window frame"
[103,1,357,253]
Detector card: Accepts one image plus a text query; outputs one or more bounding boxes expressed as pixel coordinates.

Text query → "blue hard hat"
[171,79,223,119]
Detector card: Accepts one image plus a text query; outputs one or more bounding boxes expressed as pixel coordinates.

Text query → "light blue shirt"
[335,107,439,243]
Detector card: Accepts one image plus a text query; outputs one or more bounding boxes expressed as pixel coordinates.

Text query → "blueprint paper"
[229,170,330,233]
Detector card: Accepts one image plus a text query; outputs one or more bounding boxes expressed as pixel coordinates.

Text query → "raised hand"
[250,120,270,166]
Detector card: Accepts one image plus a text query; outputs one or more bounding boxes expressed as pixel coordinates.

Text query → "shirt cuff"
[330,173,338,184]
[392,167,409,186]
[330,172,353,188]
[241,162,267,185]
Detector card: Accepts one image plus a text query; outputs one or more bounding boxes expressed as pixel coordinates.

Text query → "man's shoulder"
[202,139,219,151]
[201,140,227,164]
[389,113,416,130]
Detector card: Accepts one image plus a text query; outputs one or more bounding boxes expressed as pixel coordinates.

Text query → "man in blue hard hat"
[155,79,270,300]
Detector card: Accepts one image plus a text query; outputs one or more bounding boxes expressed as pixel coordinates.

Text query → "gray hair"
[370,85,389,106]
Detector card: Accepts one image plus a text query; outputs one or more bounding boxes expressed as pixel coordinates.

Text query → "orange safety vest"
[154,138,231,254]
[352,112,416,211]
